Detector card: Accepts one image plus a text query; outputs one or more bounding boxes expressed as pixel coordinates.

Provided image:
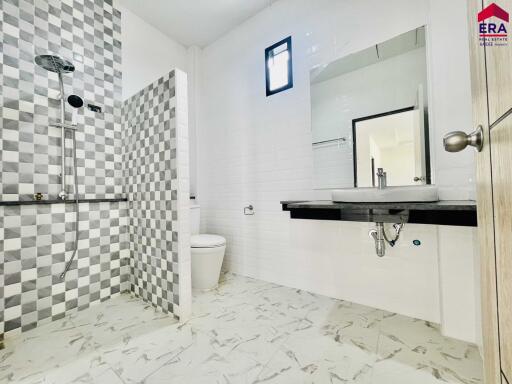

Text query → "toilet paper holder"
[244,205,254,215]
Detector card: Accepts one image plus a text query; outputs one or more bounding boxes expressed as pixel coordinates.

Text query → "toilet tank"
[190,204,200,235]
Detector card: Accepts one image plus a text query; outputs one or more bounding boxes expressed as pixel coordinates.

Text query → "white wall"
[311,48,427,143]
[118,3,200,195]
[175,69,192,321]
[187,47,201,197]
[428,0,475,201]
[437,226,479,343]
[117,4,188,101]
[355,111,419,187]
[311,48,427,188]
[379,144,416,186]
[196,0,478,343]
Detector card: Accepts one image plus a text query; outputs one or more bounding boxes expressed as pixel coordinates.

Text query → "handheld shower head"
[67,95,84,126]
[35,55,75,73]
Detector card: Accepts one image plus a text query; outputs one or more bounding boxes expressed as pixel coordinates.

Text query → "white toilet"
[190,204,226,290]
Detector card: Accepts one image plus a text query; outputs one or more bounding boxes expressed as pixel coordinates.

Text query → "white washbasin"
[332,185,439,203]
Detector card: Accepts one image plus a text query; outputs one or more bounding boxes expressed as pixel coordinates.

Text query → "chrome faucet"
[376,168,387,189]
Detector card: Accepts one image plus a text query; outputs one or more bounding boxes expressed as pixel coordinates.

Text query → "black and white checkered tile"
[0,0,128,338]
[0,0,123,201]
[0,202,129,335]
[122,71,181,315]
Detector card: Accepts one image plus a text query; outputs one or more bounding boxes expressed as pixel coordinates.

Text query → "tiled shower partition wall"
[122,69,191,320]
[0,0,129,339]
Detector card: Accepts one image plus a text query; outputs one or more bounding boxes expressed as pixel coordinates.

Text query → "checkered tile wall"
[0,0,123,201]
[0,202,129,336]
[122,71,181,316]
[0,0,128,338]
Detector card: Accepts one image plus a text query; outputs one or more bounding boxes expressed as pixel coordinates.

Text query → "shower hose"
[60,129,79,280]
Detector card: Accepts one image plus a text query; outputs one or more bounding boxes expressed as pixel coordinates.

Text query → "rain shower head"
[35,55,75,73]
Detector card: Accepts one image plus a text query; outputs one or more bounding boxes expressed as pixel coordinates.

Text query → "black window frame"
[265,36,293,97]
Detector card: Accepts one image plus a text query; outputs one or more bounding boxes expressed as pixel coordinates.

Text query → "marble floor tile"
[0,273,483,384]
[374,313,482,384]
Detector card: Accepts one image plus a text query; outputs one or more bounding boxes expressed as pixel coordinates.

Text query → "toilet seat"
[191,234,226,248]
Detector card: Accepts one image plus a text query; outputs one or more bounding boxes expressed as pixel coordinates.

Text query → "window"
[265,36,293,96]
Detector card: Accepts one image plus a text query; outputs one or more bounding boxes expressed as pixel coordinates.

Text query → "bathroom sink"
[332,185,439,203]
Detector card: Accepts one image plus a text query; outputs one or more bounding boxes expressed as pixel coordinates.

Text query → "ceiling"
[312,27,426,84]
[117,0,273,48]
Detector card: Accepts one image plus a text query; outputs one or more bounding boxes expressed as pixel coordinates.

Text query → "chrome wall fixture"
[311,137,348,146]
[34,54,84,280]
[34,55,76,200]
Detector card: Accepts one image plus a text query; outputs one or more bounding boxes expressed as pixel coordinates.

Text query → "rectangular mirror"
[311,26,431,189]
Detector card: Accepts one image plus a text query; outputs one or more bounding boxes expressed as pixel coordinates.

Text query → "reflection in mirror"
[311,26,430,189]
[353,106,427,187]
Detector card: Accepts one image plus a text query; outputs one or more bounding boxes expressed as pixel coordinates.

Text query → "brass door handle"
[443,125,483,153]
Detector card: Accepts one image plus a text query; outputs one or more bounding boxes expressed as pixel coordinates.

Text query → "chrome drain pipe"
[369,223,386,257]
[369,222,405,257]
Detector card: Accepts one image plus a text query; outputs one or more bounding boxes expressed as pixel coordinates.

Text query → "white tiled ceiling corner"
[116,0,274,47]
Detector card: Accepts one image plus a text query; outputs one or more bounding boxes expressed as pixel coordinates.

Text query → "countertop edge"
[0,197,129,206]
[280,200,477,211]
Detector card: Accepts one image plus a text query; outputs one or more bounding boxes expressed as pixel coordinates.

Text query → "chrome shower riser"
[57,71,67,200]
[35,54,81,279]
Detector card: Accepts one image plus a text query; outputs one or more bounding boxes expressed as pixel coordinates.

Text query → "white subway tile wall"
[196,0,479,343]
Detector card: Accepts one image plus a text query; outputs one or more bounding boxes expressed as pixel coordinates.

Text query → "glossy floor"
[0,274,482,384]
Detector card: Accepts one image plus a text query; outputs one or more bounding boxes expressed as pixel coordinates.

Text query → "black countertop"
[281,200,476,210]
[281,200,477,227]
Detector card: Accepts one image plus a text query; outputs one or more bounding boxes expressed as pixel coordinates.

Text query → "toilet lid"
[191,234,226,248]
